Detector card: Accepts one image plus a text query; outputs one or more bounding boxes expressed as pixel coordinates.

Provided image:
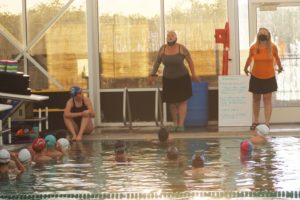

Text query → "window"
[98,0,161,89]
[165,0,227,77]
[0,0,88,90]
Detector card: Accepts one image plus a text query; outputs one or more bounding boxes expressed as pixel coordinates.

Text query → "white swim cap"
[0,149,11,164]
[256,124,270,135]
[57,138,70,152]
[18,148,31,163]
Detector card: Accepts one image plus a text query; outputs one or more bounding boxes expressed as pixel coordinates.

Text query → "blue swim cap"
[70,86,81,97]
[240,140,253,153]
[45,134,57,149]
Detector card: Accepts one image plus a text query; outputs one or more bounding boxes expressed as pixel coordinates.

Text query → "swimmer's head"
[158,127,169,143]
[70,86,82,98]
[32,138,46,153]
[0,149,10,164]
[167,146,179,160]
[255,124,270,136]
[191,150,204,168]
[45,134,57,149]
[114,140,126,154]
[57,138,70,153]
[18,148,32,164]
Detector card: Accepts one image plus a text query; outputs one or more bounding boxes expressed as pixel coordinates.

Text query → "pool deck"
[84,124,300,141]
[3,124,300,151]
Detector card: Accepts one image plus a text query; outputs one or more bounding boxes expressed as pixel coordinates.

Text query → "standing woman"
[244,28,283,130]
[149,30,197,132]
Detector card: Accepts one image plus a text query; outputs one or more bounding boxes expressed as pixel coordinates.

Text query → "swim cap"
[45,134,57,149]
[240,140,254,152]
[158,127,169,143]
[114,140,126,153]
[256,124,270,136]
[57,138,70,152]
[18,148,31,163]
[0,149,10,164]
[32,138,46,153]
[70,86,81,97]
[167,146,179,160]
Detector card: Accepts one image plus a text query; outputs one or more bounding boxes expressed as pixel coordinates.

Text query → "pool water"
[1,136,300,196]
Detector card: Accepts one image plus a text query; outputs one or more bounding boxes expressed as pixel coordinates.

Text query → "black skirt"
[162,73,192,103]
[249,75,277,94]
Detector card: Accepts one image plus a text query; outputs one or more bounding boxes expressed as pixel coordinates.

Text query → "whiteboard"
[218,75,252,126]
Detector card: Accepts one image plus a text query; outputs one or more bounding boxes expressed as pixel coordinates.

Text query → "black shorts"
[249,75,277,94]
[162,73,192,103]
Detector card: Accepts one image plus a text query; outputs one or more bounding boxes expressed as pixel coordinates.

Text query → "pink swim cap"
[240,140,253,152]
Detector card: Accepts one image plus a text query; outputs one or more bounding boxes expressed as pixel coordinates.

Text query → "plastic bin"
[185,82,208,127]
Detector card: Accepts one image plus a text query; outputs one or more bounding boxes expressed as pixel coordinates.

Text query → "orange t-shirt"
[249,44,278,79]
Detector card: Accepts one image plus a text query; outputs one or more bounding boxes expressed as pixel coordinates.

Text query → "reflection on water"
[1,137,300,194]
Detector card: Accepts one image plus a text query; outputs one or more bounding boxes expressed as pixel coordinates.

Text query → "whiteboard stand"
[218,75,252,129]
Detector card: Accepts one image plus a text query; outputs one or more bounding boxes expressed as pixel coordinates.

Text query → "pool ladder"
[123,87,164,130]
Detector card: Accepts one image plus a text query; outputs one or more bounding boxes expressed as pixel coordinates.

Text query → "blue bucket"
[185,82,208,127]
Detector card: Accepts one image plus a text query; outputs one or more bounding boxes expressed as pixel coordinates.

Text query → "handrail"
[154,89,159,127]
[157,87,164,127]
[122,88,132,130]
[0,117,11,145]
[122,89,127,127]
[125,88,132,130]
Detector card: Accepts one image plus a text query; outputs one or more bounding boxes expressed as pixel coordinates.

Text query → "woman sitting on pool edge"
[64,86,95,141]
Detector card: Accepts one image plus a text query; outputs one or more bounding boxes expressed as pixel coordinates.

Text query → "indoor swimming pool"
[1,136,300,199]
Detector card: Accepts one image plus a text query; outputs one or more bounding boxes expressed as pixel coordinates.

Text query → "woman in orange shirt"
[244,28,283,130]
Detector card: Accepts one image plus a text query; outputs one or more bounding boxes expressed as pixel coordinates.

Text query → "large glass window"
[257,5,300,105]
[238,0,250,74]
[0,0,22,59]
[27,0,88,90]
[98,0,227,89]
[98,0,161,89]
[165,0,227,77]
[0,0,87,91]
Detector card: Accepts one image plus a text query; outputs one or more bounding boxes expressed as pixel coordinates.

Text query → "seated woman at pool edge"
[64,86,95,141]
